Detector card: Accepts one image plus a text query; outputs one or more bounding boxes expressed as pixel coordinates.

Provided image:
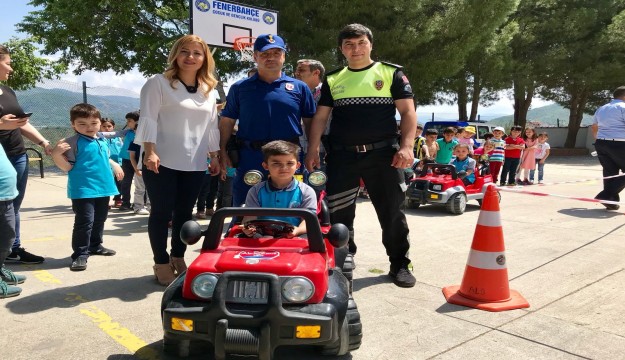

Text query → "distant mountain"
[14,86,139,128]
[489,103,594,127]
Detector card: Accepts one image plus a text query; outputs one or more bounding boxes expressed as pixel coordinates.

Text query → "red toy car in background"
[161,207,361,360]
[405,162,499,215]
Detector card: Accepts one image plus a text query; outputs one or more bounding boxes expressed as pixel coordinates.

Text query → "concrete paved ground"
[3,155,625,360]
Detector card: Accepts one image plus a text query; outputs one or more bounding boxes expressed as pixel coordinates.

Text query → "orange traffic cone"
[442,184,529,312]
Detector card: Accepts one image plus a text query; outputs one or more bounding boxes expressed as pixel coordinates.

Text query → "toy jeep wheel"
[343,253,354,294]
[405,198,421,209]
[320,297,362,356]
[446,192,467,215]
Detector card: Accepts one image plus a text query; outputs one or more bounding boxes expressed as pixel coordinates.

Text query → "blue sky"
[1,2,550,119]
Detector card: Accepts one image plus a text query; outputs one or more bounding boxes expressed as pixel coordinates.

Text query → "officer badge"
[285,83,294,91]
[374,80,384,90]
[268,34,275,43]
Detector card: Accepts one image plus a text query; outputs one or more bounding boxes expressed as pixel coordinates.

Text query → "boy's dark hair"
[416,124,423,130]
[70,103,101,122]
[125,111,140,121]
[539,132,549,137]
[453,143,471,152]
[443,127,455,134]
[425,128,438,136]
[456,126,465,133]
[100,117,115,126]
[510,125,523,132]
[613,86,625,99]
[338,23,373,48]
[482,132,494,140]
[261,140,300,162]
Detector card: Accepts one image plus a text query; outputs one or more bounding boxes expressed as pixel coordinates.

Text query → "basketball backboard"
[190,0,279,49]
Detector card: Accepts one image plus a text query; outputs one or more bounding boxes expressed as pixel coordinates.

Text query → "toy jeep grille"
[227,280,269,304]
[412,181,427,190]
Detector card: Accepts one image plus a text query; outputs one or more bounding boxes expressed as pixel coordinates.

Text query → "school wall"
[533,126,593,156]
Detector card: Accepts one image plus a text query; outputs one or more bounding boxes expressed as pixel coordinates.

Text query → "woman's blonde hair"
[164,35,218,97]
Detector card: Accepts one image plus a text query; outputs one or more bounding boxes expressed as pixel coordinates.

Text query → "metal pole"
[431,112,434,121]
[82,81,87,103]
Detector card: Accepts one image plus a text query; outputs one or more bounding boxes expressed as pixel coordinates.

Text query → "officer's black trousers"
[325,146,411,270]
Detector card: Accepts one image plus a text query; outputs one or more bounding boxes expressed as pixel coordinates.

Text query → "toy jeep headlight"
[432,184,442,191]
[243,170,263,186]
[308,171,327,187]
[191,273,219,299]
[282,277,314,302]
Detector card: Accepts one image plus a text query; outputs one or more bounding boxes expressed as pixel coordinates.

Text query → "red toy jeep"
[405,162,498,214]
[161,207,361,360]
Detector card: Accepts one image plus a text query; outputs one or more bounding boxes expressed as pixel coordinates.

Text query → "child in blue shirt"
[449,143,476,186]
[118,111,139,211]
[51,103,123,271]
[100,117,123,207]
[243,140,317,238]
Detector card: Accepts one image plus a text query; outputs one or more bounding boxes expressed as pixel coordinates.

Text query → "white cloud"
[60,67,148,95]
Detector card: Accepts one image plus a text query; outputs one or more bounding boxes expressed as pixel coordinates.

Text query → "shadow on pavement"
[435,301,473,314]
[5,275,161,314]
[558,207,625,219]
[353,274,392,292]
[107,339,353,360]
[8,256,72,271]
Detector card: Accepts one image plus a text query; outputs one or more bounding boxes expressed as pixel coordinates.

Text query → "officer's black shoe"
[389,267,416,288]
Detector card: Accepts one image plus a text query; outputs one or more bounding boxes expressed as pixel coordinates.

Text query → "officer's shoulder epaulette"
[380,61,403,69]
[325,67,346,76]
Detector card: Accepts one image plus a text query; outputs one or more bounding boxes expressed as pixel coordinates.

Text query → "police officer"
[219,34,316,206]
[305,24,417,288]
[592,86,625,210]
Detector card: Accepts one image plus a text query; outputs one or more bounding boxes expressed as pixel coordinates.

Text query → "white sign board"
[190,0,279,49]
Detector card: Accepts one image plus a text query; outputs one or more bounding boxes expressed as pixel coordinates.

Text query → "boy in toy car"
[449,143,476,186]
[243,140,317,237]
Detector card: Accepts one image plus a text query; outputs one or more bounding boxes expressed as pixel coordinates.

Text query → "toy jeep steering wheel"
[244,219,295,238]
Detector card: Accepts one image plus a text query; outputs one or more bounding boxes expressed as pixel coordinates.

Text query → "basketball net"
[233,37,256,63]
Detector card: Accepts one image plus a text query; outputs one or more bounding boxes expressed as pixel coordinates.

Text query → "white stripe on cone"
[466,249,507,270]
[476,209,501,227]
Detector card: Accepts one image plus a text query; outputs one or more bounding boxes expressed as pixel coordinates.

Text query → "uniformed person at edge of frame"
[305,23,418,288]
[592,85,625,211]
[219,34,316,207]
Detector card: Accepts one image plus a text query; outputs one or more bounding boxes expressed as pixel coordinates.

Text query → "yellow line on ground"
[32,270,62,284]
[31,270,160,359]
[79,305,161,360]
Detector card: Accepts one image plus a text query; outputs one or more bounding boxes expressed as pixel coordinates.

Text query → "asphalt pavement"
[3,155,625,360]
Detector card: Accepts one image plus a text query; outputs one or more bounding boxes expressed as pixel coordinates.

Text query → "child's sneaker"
[118,204,133,211]
[5,247,44,264]
[538,180,543,184]
[134,208,150,215]
[0,280,21,299]
[113,200,123,208]
[0,267,26,285]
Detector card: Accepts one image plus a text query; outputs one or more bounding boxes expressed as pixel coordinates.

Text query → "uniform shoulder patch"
[380,61,402,69]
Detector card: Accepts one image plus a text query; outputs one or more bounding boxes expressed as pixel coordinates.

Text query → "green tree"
[435,0,518,120]
[534,1,625,147]
[2,37,67,90]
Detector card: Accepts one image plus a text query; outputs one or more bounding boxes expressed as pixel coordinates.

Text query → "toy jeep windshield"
[161,207,361,360]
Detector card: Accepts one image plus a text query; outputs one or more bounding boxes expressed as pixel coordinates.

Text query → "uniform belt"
[236,138,300,150]
[331,139,397,153]
[597,138,625,142]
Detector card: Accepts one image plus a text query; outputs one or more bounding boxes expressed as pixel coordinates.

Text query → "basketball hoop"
[233,37,256,63]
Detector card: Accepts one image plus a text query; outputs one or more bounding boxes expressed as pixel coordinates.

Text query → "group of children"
[100,112,150,215]
[414,124,551,186]
[50,103,301,271]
